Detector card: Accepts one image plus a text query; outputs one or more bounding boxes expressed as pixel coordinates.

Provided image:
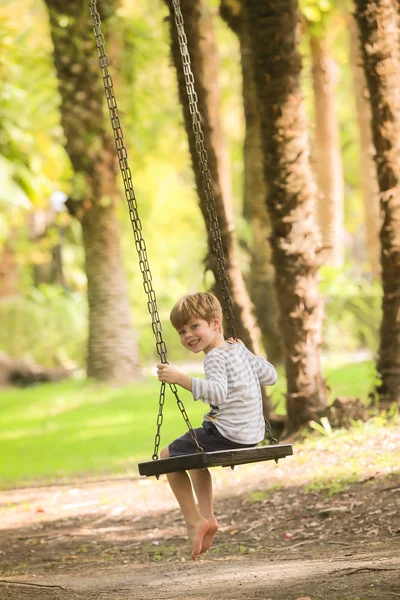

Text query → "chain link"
[171,1,277,446]
[88,0,203,459]
[264,417,278,446]
[171,0,237,340]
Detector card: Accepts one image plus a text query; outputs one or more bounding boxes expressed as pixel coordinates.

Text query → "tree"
[354,0,400,406]
[43,0,140,382]
[164,0,263,356]
[309,26,346,267]
[220,0,282,363]
[348,14,381,279]
[244,0,327,431]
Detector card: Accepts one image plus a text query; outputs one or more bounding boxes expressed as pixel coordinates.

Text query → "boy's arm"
[192,354,227,405]
[157,355,228,403]
[251,354,277,386]
[231,341,277,386]
[157,364,192,392]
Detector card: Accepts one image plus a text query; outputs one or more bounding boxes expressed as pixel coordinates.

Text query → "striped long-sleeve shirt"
[191,343,277,445]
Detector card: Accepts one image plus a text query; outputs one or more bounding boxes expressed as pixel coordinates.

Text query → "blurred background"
[0,0,398,484]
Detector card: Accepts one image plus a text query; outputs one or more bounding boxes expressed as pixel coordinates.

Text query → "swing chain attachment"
[87,0,203,461]
[171,0,236,341]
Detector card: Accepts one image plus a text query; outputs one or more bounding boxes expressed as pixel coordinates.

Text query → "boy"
[157,292,277,560]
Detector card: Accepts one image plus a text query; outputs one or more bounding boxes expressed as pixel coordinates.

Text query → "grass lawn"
[0,361,377,488]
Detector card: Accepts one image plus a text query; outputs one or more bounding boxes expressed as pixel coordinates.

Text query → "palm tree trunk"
[220,0,282,364]
[348,15,381,279]
[44,0,140,382]
[244,0,327,431]
[354,0,400,406]
[165,0,263,356]
[310,33,345,267]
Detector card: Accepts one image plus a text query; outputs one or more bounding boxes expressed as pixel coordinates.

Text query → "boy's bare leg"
[161,448,209,560]
[189,468,219,553]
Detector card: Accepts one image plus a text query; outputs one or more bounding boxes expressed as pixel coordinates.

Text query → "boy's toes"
[200,517,219,554]
[190,519,209,560]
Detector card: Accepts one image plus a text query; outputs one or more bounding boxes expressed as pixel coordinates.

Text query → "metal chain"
[264,417,278,446]
[171,0,236,340]
[171,1,278,446]
[87,0,203,458]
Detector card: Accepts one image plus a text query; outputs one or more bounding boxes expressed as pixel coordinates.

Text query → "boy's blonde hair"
[170,292,223,330]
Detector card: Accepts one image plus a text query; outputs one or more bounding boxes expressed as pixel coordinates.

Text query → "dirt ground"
[1,427,400,600]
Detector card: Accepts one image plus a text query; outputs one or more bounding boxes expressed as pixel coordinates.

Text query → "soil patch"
[1,427,400,600]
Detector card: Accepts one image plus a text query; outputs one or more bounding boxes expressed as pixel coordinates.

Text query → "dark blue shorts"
[168,420,255,457]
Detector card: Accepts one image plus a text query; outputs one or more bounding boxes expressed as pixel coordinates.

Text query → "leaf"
[309,418,332,437]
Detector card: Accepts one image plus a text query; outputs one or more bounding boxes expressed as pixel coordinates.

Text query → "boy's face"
[176,317,222,354]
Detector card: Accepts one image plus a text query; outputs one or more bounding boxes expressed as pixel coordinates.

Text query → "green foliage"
[0,285,87,366]
[0,3,70,210]
[320,265,381,352]
[249,485,282,503]
[249,490,267,503]
[0,0,73,306]
[300,0,333,25]
[304,473,359,495]
[300,411,399,495]
[309,416,334,437]
[0,0,387,380]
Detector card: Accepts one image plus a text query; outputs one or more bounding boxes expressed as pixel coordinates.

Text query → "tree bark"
[220,0,282,364]
[164,0,263,357]
[244,0,327,431]
[44,0,140,382]
[348,14,381,279]
[354,0,400,406]
[310,33,345,267]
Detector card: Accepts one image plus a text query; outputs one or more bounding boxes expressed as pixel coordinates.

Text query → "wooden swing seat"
[138,443,293,477]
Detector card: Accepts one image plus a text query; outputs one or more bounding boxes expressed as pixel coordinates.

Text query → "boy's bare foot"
[188,518,209,560]
[200,517,219,554]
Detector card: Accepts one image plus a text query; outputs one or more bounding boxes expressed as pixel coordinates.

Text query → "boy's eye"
[191,324,198,329]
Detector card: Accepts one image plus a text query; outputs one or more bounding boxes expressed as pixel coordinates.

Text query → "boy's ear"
[213,316,222,330]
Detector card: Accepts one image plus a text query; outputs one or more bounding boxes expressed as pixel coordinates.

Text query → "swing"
[88,0,293,477]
